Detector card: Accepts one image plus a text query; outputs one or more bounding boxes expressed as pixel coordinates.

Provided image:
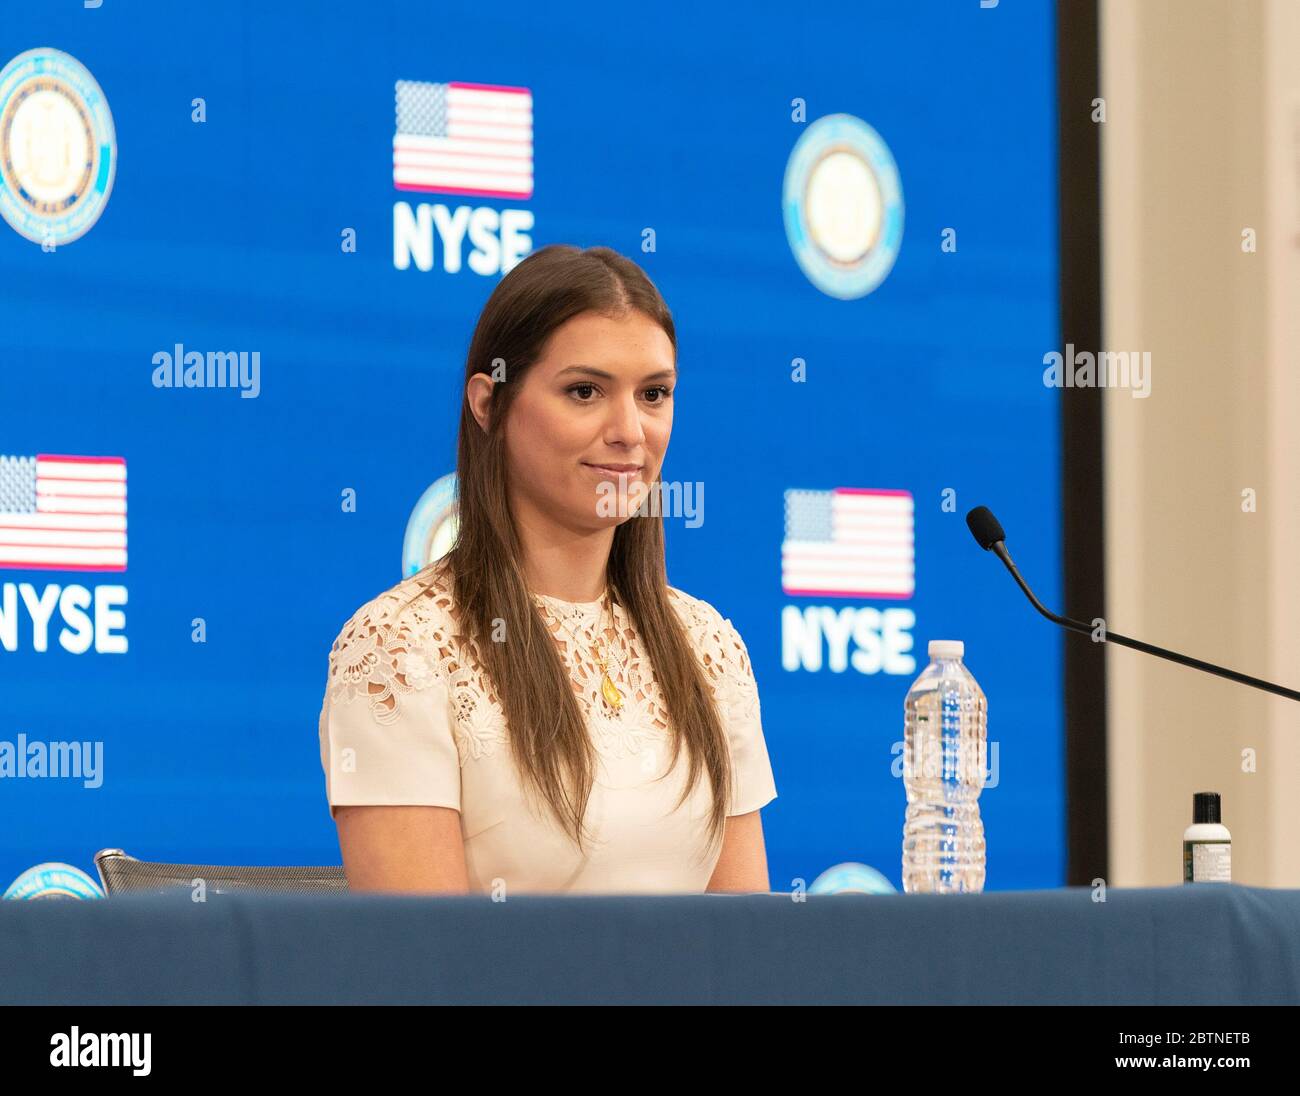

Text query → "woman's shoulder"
[665,584,754,676]
[665,583,725,631]
[327,557,457,664]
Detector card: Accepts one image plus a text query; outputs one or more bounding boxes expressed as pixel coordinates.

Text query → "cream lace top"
[317,558,778,894]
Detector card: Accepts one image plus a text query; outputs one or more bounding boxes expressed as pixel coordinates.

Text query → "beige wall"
[1101,0,1300,886]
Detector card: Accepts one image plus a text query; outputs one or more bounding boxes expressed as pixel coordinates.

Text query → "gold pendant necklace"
[599,661,624,710]
[543,588,624,710]
[594,595,624,710]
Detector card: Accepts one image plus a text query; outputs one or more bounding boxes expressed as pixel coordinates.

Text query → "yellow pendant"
[600,670,624,710]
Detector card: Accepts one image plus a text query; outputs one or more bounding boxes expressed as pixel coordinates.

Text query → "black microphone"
[965,505,1300,703]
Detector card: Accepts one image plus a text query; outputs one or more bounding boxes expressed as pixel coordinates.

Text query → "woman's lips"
[583,463,643,476]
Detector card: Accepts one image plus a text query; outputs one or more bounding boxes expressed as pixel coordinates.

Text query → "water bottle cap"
[928,640,964,660]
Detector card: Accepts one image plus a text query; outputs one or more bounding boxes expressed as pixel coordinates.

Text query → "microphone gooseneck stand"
[965,505,1300,704]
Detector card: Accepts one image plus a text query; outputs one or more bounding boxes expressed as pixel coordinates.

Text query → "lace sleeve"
[673,591,779,816]
[317,586,461,820]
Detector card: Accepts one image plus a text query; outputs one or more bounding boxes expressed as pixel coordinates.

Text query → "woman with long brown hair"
[318,244,777,894]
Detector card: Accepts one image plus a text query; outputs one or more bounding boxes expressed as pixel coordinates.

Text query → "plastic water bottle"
[902,640,987,893]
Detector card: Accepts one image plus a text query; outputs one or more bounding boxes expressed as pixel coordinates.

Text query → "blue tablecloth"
[2,883,1297,1005]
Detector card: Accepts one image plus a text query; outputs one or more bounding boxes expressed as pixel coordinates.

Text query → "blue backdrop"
[0,0,1062,891]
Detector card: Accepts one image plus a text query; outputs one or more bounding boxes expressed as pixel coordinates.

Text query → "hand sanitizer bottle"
[1182,791,1231,883]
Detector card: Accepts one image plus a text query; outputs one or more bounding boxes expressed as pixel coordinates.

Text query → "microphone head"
[966,506,1006,551]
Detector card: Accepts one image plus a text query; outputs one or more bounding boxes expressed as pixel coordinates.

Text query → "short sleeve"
[715,617,779,816]
[317,590,461,820]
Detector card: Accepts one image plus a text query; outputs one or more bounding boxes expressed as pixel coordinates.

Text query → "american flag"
[782,488,913,599]
[393,80,533,199]
[0,454,127,572]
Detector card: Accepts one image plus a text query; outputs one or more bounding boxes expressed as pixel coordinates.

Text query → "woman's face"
[493,309,676,532]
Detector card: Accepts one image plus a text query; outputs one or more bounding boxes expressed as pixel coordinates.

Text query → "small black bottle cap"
[1193,791,1221,825]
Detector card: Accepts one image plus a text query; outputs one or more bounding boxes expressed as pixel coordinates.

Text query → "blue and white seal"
[402,472,459,577]
[783,113,903,300]
[0,47,116,245]
[3,862,105,900]
[809,861,897,895]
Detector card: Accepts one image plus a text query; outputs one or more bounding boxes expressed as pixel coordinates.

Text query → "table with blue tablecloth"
[1,884,1297,1005]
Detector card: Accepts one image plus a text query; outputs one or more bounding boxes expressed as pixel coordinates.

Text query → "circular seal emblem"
[402,472,459,577]
[783,113,903,300]
[0,48,116,246]
[809,861,897,895]
[3,862,105,900]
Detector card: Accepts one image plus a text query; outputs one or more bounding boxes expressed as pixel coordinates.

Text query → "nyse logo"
[781,486,916,675]
[0,582,127,654]
[391,80,534,276]
[0,453,128,654]
[782,605,915,675]
[393,202,533,275]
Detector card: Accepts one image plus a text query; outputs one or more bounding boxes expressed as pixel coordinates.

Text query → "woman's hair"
[434,243,732,858]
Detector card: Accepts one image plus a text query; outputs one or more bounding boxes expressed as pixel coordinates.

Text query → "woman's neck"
[512,494,617,603]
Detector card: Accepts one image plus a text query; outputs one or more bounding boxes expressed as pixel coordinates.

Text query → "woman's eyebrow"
[556,365,677,382]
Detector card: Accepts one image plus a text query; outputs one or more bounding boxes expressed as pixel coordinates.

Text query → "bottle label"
[1183,840,1231,883]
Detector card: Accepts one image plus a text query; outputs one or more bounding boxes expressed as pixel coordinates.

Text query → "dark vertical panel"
[1056,0,1108,885]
